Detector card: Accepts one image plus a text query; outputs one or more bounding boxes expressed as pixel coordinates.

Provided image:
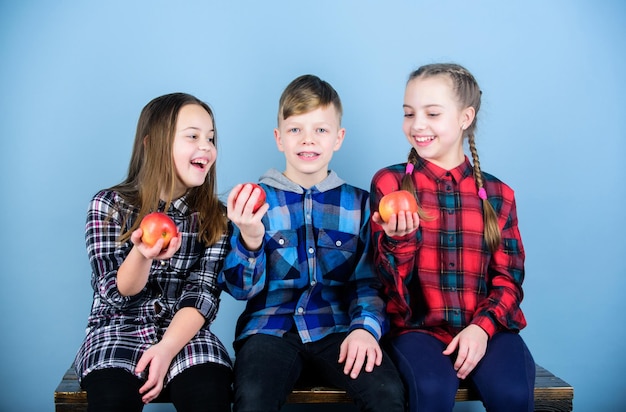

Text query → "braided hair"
[402,63,501,252]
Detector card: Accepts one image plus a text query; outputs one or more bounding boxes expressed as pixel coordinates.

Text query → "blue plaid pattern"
[219,171,387,345]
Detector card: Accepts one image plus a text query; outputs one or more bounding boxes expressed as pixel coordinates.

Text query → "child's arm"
[371,209,420,238]
[368,180,421,323]
[136,231,229,403]
[442,324,488,379]
[135,307,205,404]
[471,194,526,337]
[176,232,229,325]
[338,329,382,379]
[339,197,390,379]
[227,183,268,250]
[116,229,181,296]
[218,224,267,299]
[87,191,161,306]
[446,192,525,379]
[218,184,268,299]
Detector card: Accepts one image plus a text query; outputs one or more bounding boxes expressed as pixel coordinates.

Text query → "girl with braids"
[74,93,232,412]
[369,63,535,412]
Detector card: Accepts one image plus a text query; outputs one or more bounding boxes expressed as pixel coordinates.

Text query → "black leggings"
[82,363,232,412]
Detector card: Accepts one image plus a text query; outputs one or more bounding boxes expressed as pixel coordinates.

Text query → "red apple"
[236,183,266,212]
[140,212,178,248]
[378,190,419,223]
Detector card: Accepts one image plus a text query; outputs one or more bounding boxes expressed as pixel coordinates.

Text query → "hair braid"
[467,133,500,252]
[401,148,433,220]
[408,63,500,251]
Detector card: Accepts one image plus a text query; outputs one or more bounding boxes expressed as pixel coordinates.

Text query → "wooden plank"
[287,387,353,404]
[55,363,573,411]
[533,365,574,412]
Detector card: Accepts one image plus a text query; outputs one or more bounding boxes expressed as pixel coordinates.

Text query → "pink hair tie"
[405,163,414,175]
[478,188,487,200]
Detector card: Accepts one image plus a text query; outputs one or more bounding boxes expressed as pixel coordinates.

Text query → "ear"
[143,135,149,146]
[273,128,285,152]
[461,106,475,130]
[333,128,346,151]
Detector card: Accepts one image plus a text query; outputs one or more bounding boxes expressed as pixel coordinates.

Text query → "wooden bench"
[55,363,573,411]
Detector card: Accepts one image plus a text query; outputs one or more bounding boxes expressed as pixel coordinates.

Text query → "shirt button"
[308,247,314,254]
[278,238,285,245]
[335,240,342,247]
[310,280,317,287]
[247,257,256,264]
[297,307,304,314]
[160,260,166,266]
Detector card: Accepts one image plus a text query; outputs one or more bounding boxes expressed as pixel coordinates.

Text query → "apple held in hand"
[378,190,419,223]
[140,212,178,248]
[236,183,266,212]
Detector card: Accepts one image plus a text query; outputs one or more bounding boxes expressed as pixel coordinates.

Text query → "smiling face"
[170,103,216,198]
[274,104,345,188]
[402,76,475,170]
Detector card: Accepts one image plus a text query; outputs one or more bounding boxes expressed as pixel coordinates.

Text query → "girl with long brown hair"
[74,93,232,411]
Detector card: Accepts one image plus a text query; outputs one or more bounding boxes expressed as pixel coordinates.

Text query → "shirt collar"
[418,156,473,183]
[159,195,191,216]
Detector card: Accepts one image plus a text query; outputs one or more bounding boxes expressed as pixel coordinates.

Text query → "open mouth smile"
[414,135,435,143]
[191,158,209,170]
[298,152,320,159]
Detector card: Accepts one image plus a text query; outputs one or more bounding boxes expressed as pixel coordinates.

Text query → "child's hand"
[227,183,268,250]
[442,324,488,379]
[338,329,383,379]
[372,210,419,238]
[135,343,175,404]
[131,228,182,260]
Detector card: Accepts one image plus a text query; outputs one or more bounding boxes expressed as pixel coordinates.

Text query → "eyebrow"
[403,103,444,109]
[178,126,214,132]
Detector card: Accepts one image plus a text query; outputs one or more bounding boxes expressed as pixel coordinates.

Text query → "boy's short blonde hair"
[278,74,343,123]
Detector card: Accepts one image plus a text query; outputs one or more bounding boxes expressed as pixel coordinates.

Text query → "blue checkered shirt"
[218,169,387,345]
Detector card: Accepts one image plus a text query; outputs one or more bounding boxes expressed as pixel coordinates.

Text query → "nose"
[199,139,213,151]
[302,130,313,144]
[411,114,426,131]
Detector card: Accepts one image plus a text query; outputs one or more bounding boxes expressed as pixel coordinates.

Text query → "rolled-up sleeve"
[86,190,140,308]
[176,234,229,324]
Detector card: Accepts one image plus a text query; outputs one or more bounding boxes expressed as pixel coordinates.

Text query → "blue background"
[1,1,624,411]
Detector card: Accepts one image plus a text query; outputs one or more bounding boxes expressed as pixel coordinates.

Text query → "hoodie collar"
[259,168,345,194]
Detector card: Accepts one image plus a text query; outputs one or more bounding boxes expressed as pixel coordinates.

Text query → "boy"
[218,75,405,412]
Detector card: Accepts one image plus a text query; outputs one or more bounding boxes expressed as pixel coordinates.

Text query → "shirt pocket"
[265,229,302,284]
[317,229,359,283]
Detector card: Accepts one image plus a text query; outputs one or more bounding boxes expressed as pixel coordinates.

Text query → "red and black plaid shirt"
[370,157,527,344]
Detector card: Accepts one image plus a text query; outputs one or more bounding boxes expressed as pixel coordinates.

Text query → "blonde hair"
[278,74,342,123]
[402,63,501,252]
[111,93,227,246]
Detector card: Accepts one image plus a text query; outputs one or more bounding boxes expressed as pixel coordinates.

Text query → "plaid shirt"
[74,189,232,384]
[218,169,387,345]
[370,157,526,344]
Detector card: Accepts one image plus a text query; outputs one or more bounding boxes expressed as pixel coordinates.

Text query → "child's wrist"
[240,234,263,252]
